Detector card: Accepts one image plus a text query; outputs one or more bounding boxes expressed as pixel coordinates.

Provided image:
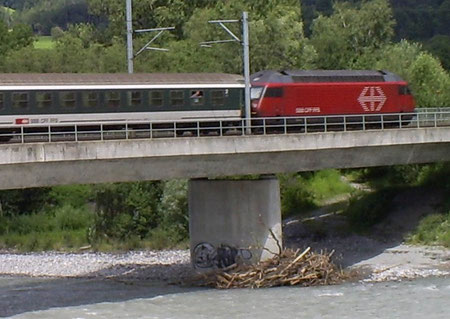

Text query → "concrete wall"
[0,127,449,189]
[188,177,282,269]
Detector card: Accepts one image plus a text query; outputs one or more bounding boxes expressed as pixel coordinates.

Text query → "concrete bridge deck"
[0,127,449,190]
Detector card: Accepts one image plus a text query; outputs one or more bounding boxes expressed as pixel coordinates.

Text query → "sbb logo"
[358,86,386,112]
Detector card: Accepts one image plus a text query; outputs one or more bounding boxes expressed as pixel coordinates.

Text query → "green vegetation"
[280,169,353,217]
[0,205,92,251]
[0,0,448,251]
[0,180,189,251]
[344,188,397,232]
[405,163,450,247]
[34,36,54,49]
[408,213,450,248]
[343,163,450,241]
[0,0,447,105]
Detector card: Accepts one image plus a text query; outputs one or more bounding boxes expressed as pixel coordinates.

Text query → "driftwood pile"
[197,247,346,289]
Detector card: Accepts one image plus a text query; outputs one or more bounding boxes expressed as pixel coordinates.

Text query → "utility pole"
[126,0,174,74]
[242,12,251,135]
[200,12,252,134]
[126,0,133,74]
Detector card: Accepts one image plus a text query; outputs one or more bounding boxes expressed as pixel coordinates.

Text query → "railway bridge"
[1,112,449,269]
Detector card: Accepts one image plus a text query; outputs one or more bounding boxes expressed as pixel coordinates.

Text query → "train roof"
[251,70,405,84]
[0,73,245,90]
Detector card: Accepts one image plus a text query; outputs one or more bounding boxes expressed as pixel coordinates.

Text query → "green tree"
[182,0,313,74]
[425,35,450,70]
[92,182,162,240]
[157,179,189,242]
[371,40,423,80]
[87,0,213,40]
[0,20,33,57]
[310,0,395,69]
[409,52,450,107]
[0,188,51,217]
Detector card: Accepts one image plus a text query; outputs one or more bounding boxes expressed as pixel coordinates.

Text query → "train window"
[127,91,142,107]
[150,91,163,107]
[399,86,412,95]
[0,93,3,109]
[265,87,283,98]
[83,92,99,108]
[61,92,77,108]
[250,87,264,100]
[36,92,52,108]
[190,90,204,106]
[12,92,29,108]
[106,91,121,107]
[211,90,226,106]
[170,90,184,107]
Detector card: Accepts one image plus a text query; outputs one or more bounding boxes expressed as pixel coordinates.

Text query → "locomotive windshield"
[250,86,264,100]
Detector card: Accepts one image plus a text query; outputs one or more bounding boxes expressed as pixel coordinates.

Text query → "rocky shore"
[0,250,192,283]
[1,242,449,284]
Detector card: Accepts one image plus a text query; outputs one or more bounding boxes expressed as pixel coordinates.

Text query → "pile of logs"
[197,247,346,289]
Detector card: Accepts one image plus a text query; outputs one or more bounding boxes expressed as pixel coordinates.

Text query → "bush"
[48,184,94,208]
[359,164,443,188]
[0,204,93,251]
[279,174,316,217]
[157,180,189,242]
[279,170,353,218]
[0,188,51,216]
[91,181,163,241]
[53,204,93,231]
[345,189,396,231]
[308,169,353,202]
[8,212,54,234]
[408,212,450,247]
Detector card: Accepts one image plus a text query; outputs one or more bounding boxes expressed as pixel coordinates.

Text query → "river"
[1,275,449,318]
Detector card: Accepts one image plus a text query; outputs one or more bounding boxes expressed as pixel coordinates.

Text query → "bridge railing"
[1,109,450,144]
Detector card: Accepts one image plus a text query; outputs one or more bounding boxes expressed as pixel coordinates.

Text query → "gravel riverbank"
[0,250,192,282]
[1,243,449,284]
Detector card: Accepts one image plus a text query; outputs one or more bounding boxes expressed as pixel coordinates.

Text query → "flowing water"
[1,276,449,318]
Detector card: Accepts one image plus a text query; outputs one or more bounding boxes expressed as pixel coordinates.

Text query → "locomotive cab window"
[190,90,204,106]
[399,85,412,95]
[150,90,163,107]
[83,92,99,108]
[250,87,264,100]
[170,90,184,107]
[36,92,52,108]
[0,93,3,109]
[106,91,121,107]
[61,92,77,108]
[12,92,29,109]
[264,87,283,98]
[211,90,226,106]
[127,91,142,107]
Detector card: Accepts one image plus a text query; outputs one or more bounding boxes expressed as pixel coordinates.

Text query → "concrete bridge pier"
[188,176,282,270]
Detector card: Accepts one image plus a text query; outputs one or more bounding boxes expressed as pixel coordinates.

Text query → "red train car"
[250,70,415,118]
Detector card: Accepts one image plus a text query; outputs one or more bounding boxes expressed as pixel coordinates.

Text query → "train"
[0,70,415,140]
[250,70,415,117]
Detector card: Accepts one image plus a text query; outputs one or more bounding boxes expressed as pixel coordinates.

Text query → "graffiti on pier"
[193,243,252,269]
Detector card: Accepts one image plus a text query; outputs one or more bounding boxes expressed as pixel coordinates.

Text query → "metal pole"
[126,0,134,74]
[242,12,251,135]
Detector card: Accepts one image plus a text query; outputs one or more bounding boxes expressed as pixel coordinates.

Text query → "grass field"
[34,36,55,50]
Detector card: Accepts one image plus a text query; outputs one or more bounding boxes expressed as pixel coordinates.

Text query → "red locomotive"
[250,70,415,118]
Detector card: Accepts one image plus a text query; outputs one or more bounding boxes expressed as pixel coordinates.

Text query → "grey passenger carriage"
[0,73,244,140]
